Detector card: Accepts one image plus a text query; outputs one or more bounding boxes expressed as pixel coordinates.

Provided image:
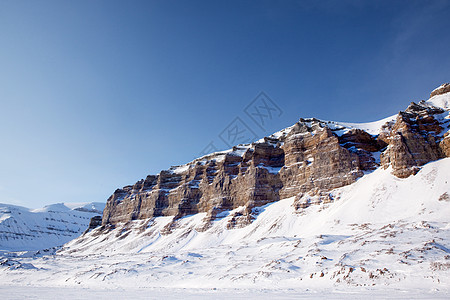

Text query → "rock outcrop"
[102,119,380,228]
[83,216,103,234]
[380,101,447,177]
[430,83,450,98]
[440,134,450,157]
[101,85,450,228]
[278,120,373,199]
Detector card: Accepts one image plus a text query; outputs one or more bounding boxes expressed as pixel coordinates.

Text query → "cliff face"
[102,121,378,228]
[102,86,450,228]
[380,101,447,178]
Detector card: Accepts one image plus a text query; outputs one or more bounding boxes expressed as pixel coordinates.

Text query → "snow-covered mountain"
[0,202,105,251]
[0,85,449,297]
[8,158,444,292]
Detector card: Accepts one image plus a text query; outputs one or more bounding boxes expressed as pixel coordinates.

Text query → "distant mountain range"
[0,202,105,251]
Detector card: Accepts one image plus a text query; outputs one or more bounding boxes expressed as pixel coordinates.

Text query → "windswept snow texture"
[333,115,396,135]
[1,159,449,295]
[428,89,450,110]
[0,202,105,251]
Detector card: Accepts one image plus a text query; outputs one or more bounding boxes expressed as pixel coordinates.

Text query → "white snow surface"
[0,202,105,251]
[1,159,449,297]
[332,115,397,135]
[0,285,447,299]
[427,90,450,110]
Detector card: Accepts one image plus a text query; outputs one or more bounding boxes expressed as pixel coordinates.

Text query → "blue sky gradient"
[1,0,450,208]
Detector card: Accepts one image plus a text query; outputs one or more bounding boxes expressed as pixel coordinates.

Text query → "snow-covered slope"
[0,202,105,251]
[65,159,450,256]
[1,159,448,293]
[1,89,449,297]
[428,88,450,110]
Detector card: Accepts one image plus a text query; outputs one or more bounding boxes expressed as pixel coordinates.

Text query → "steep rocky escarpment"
[102,121,381,229]
[103,143,286,229]
[102,86,450,228]
[380,101,449,178]
[278,120,374,198]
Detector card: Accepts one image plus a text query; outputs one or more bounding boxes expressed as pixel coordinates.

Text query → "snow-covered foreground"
[0,285,448,299]
[1,160,449,297]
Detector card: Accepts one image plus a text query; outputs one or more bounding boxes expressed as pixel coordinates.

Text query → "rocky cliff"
[379,101,448,177]
[102,86,450,229]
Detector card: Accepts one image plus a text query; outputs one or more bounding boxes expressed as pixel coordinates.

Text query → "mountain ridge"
[99,85,450,231]
[1,85,449,292]
[45,157,450,289]
[0,202,105,251]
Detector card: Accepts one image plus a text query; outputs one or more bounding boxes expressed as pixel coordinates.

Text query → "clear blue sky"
[1,0,449,208]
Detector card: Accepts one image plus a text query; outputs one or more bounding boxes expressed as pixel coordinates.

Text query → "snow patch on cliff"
[428,90,450,110]
[334,115,397,135]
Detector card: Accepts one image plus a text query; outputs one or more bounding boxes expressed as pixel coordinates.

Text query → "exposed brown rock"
[102,118,382,227]
[380,101,446,178]
[102,143,286,227]
[102,86,450,228]
[83,216,103,234]
[430,83,450,98]
[440,134,450,157]
[278,121,366,199]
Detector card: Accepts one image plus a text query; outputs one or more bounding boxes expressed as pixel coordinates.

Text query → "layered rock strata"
[102,121,378,229]
[380,101,448,177]
[102,87,450,228]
